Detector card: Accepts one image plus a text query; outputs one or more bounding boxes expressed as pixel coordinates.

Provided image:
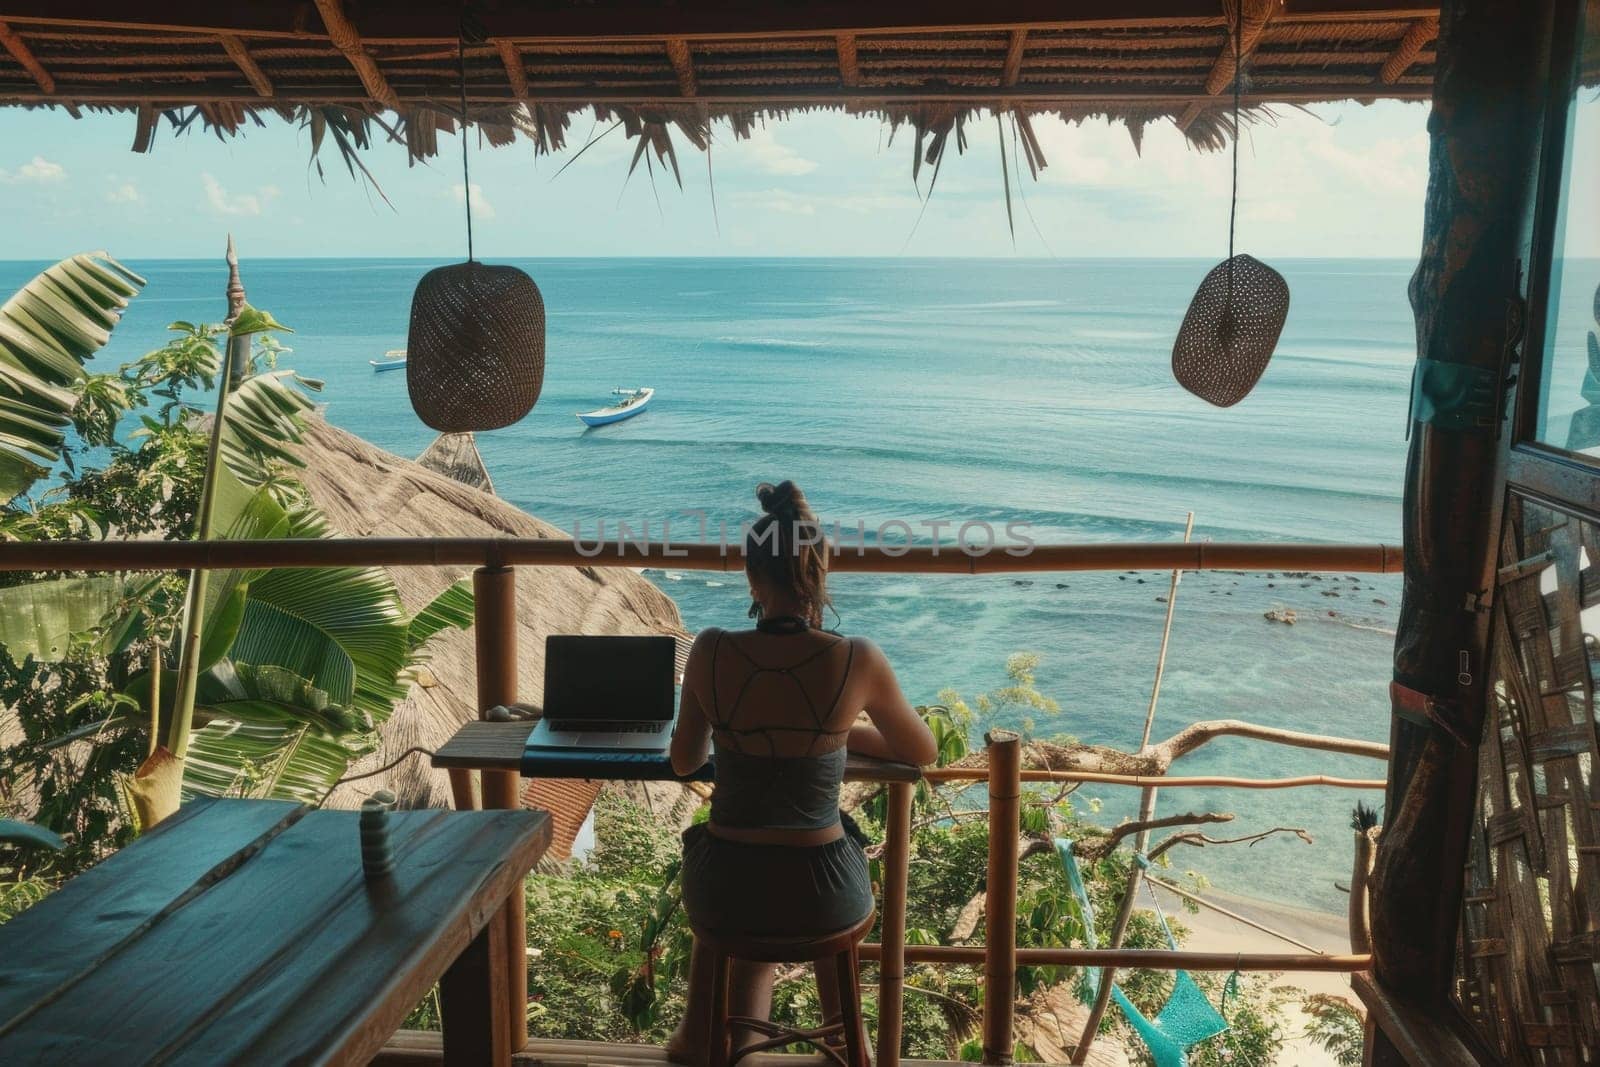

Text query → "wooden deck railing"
[863,732,1380,1066]
[0,537,1401,574]
[9,536,1393,1065]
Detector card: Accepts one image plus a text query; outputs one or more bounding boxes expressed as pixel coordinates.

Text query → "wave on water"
[1338,620,1399,637]
[937,299,1061,310]
[715,336,830,349]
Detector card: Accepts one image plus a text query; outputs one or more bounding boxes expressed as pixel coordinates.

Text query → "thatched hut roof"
[415,432,494,495]
[298,416,690,856]
[0,1,1487,168]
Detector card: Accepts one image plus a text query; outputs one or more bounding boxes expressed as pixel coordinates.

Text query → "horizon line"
[0,253,1440,264]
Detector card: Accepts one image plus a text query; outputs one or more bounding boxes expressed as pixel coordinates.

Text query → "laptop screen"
[542,634,677,722]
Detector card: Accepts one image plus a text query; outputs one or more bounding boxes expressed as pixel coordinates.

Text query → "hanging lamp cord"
[1226,0,1242,265]
[457,16,475,263]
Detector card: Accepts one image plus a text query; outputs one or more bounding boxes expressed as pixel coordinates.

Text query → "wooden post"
[473,564,526,1053]
[877,781,914,1067]
[439,914,512,1067]
[1369,0,1556,1045]
[982,730,1021,1066]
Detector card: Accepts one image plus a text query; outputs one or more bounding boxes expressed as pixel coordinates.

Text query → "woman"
[666,480,937,1064]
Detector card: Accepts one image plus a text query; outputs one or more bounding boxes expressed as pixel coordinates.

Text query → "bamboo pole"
[922,768,1386,789]
[982,731,1021,1066]
[473,565,526,1054]
[856,943,1371,972]
[146,636,161,758]
[165,241,249,760]
[877,781,913,1067]
[1072,513,1192,1063]
[1142,876,1325,955]
[0,537,1401,575]
[1141,513,1193,744]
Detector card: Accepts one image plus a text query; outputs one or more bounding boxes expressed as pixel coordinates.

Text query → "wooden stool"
[698,910,875,1067]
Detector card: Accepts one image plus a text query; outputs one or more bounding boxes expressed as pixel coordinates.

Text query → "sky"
[0,98,1458,260]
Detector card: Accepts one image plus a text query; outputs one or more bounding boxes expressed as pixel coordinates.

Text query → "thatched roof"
[0,1,1469,167]
[298,416,690,846]
[415,432,494,495]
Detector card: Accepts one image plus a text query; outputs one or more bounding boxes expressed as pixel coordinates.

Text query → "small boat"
[576,387,653,427]
[370,349,407,372]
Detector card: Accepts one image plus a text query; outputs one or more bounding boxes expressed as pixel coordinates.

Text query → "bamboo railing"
[0,537,1401,574]
[17,535,1393,1064]
[861,730,1381,1066]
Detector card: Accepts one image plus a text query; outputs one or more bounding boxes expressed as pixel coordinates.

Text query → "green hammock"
[1055,838,1233,1067]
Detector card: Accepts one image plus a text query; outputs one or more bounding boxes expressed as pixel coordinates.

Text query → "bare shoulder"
[691,625,724,649]
[684,627,723,677]
[844,635,892,677]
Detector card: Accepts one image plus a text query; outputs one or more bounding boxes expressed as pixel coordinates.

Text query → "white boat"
[370,349,407,372]
[576,387,653,427]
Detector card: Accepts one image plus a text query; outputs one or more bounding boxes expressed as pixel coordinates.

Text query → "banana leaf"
[0,253,145,501]
[0,574,155,661]
[228,505,410,722]
[218,370,322,487]
[196,661,368,734]
[183,718,376,804]
[407,579,474,651]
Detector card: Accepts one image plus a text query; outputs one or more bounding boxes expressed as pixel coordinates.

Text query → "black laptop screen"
[542,635,677,722]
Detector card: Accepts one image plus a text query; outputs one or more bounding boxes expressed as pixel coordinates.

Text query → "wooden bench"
[0,797,550,1066]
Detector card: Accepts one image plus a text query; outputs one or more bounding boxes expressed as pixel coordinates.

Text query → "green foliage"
[0,648,144,875]
[1300,993,1364,1067]
[0,253,146,501]
[1,264,473,898]
[937,652,1065,741]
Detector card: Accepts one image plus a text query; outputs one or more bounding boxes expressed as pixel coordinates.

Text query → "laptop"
[524,634,677,751]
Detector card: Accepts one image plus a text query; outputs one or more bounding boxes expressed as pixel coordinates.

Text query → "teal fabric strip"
[1409,358,1499,432]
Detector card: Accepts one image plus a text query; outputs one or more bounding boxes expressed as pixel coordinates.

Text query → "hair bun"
[756,479,801,517]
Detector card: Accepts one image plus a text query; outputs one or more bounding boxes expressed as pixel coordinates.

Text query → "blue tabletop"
[520,745,715,781]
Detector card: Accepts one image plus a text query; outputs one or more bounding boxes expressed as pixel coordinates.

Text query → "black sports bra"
[705,631,855,831]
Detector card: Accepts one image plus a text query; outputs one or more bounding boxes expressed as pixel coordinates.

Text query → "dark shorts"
[681,823,874,937]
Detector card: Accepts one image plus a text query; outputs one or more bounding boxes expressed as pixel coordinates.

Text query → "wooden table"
[0,797,550,1067]
[432,719,924,783]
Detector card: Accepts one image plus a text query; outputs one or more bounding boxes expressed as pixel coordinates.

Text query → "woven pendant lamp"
[408,262,544,431]
[1171,0,1289,408]
[406,12,545,432]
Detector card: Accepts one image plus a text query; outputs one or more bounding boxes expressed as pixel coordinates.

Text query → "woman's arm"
[851,638,938,766]
[670,629,717,776]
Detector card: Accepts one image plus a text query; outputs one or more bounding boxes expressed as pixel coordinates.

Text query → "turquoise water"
[3,256,1416,913]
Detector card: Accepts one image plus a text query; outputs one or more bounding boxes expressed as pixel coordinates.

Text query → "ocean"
[6,255,1432,914]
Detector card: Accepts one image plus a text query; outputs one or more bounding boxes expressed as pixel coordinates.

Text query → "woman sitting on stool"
[666,479,937,1064]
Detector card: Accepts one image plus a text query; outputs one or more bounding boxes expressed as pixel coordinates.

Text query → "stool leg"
[834,945,870,1067]
[708,952,733,1067]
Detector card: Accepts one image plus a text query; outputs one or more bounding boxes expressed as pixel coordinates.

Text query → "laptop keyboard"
[546,719,665,733]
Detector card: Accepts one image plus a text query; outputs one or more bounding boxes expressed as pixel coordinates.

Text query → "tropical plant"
[0,254,473,886]
[1300,994,1364,1067]
[0,253,146,502]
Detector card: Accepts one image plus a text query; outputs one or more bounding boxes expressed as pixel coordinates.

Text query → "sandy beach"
[1149,884,1357,1066]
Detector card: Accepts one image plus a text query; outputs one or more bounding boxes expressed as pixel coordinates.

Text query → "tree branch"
[1146,824,1314,862]
[1073,811,1235,862]
[945,718,1387,781]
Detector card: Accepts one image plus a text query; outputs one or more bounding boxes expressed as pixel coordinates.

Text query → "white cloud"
[739,127,819,176]
[450,182,496,220]
[105,182,139,204]
[1302,129,1429,196]
[202,172,277,216]
[0,155,66,183]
